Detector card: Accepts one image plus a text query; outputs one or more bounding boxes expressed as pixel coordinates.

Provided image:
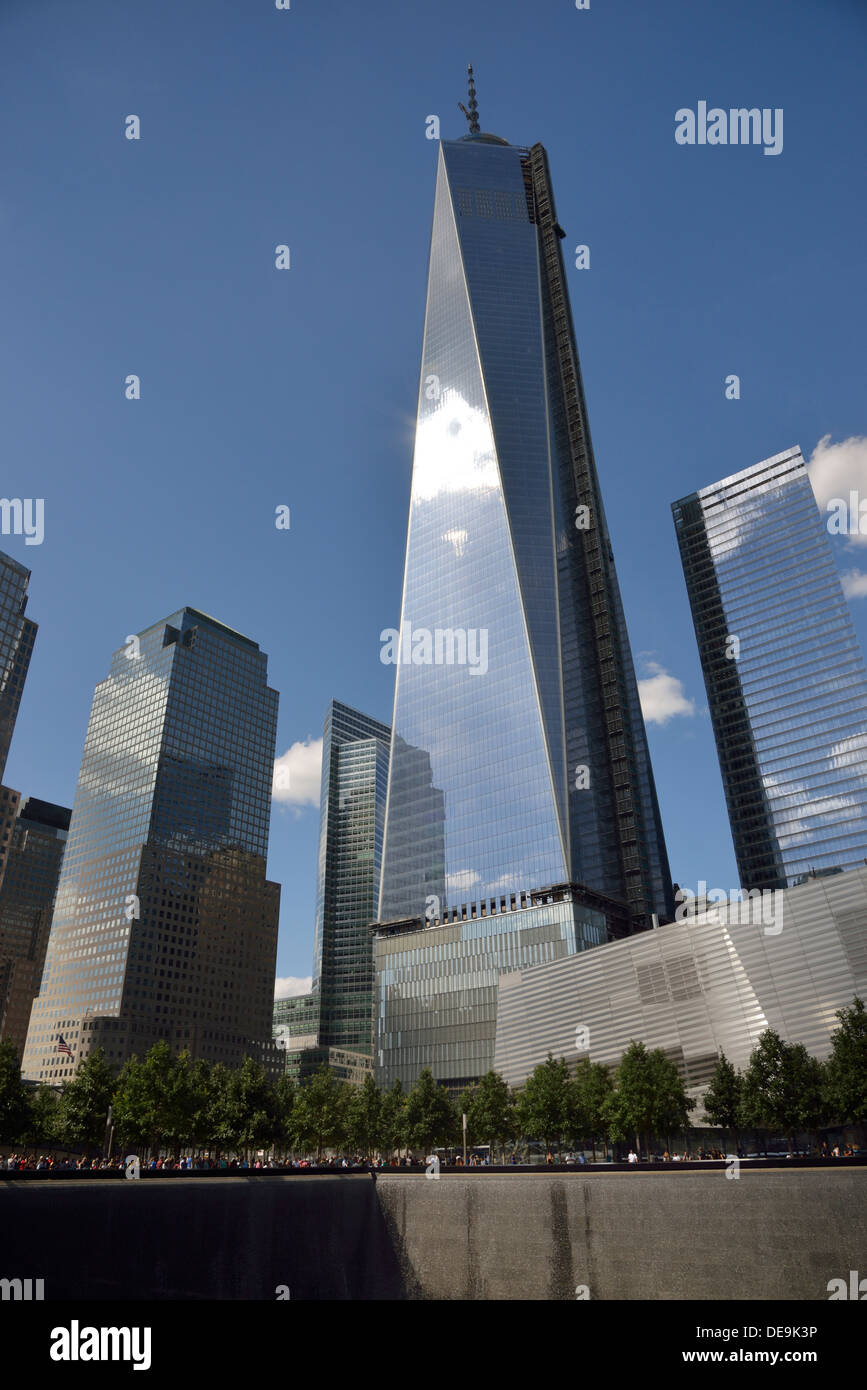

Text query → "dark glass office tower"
[673,446,867,889]
[21,608,280,1081]
[0,550,37,783]
[313,700,391,1053]
[0,797,70,1059]
[378,107,673,933]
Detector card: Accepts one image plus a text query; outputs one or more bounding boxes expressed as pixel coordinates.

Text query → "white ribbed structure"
[494,866,867,1108]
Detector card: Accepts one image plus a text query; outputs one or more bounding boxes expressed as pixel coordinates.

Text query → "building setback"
[0,797,70,1059]
[673,447,867,889]
[21,608,280,1082]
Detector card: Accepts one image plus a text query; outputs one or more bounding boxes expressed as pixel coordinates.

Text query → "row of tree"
[1,998,864,1159]
[704,998,867,1152]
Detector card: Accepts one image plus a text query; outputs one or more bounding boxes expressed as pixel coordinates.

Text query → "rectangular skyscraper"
[673,446,867,888]
[312,700,391,1054]
[378,125,672,931]
[0,797,70,1059]
[22,608,280,1081]
[0,550,37,783]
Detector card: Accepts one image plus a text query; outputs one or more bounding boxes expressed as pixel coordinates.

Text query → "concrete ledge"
[1,1170,863,1300]
[375,1170,867,1300]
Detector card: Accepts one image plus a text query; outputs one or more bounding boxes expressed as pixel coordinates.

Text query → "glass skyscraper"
[0,797,70,1059]
[0,550,37,784]
[673,446,867,889]
[312,699,391,1053]
[378,115,672,932]
[372,87,673,1089]
[22,607,280,1081]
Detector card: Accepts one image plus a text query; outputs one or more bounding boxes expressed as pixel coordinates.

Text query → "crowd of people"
[1,1151,431,1172]
[4,1153,128,1171]
[3,1142,860,1172]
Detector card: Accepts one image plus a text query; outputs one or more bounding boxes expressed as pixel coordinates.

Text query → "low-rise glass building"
[372,882,626,1091]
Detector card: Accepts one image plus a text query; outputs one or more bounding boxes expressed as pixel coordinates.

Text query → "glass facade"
[0,549,37,784]
[312,700,391,1053]
[0,797,70,1059]
[673,447,867,888]
[378,136,673,935]
[373,884,614,1090]
[273,991,320,1049]
[21,608,280,1081]
[373,129,674,1090]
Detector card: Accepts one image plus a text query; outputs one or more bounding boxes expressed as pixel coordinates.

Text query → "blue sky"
[2,0,865,993]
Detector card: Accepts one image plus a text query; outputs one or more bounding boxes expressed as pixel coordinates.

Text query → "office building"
[373,882,626,1090]
[313,700,390,1053]
[372,76,672,1087]
[379,81,672,933]
[0,797,70,1059]
[21,608,280,1081]
[0,550,37,784]
[673,447,867,889]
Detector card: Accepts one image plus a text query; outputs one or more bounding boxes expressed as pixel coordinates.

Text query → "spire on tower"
[458,63,481,135]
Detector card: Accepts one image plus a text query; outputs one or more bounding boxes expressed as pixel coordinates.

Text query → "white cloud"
[411,390,498,502]
[446,869,480,894]
[274,976,313,999]
[272,737,323,806]
[808,434,867,546]
[841,568,867,599]
[637,660,696,725]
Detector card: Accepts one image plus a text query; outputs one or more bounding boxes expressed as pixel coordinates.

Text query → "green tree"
[607,1042,693,1156]
[55,1048,115,1150]
[380,1078,407,1159]
[648,1048,694,1149]
[568,1059,614,1160]
[516,1054,572,1158]
[227,1056,275,1157]
[113,1042,208,1158]
[739,1029,824,1154]
[823,997,867,1134]
[207,1063,236,1156]
[0,1037,29,1144]
[345,1073,383,1158]
[272,1075,297,1156]
[112,1055,152,1154]
[24,1084,61,1151]
[405,1068,457,1155]
[703,1053,743,1154]
[293,1065,347,1160]
[460,1070,516,1162]
[185,1056,214,1155]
